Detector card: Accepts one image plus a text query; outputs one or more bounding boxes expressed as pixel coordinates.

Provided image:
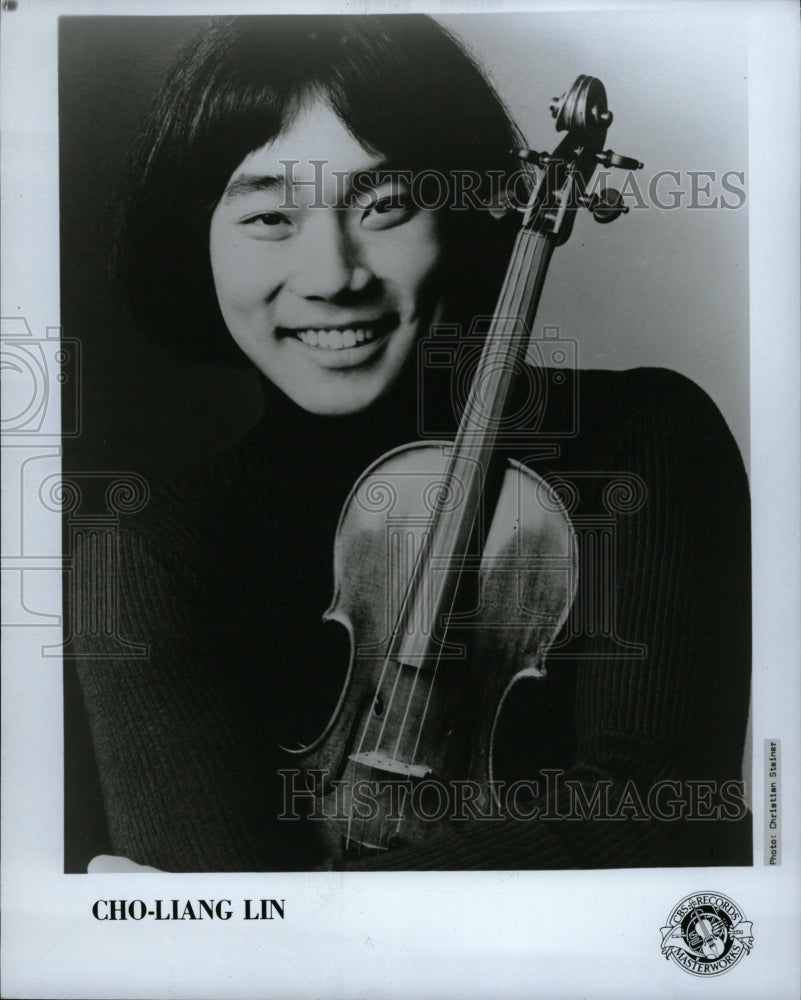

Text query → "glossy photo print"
[1,3,799,999]
[60,10,752,875]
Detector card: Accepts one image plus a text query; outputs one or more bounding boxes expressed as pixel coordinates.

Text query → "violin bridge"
[347,751,432,779]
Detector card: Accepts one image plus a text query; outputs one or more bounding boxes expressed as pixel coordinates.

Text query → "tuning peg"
[512,147,552,167]
[585,188,628,223]
[595,149,643,170]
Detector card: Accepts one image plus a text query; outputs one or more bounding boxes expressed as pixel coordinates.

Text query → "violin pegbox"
[512,75,643,241]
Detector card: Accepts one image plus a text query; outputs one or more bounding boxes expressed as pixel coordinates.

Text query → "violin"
[689,907,726,959]
[284,76,642,861]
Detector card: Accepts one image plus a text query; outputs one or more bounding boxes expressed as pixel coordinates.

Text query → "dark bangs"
[118,15,521,361]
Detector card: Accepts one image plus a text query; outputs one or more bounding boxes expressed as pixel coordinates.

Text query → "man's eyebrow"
[221,173,286,202]
[220,159,407,203]
[344,160,405,191]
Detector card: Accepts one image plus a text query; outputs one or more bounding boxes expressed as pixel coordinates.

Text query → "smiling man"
[70,14,751,875]
[209,103,445,415]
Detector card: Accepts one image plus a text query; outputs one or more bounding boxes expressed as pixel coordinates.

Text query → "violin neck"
[455,228,554,456]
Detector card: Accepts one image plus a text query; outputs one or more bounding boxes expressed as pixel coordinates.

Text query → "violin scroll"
[512,75,643,243]
[549,74,611,140]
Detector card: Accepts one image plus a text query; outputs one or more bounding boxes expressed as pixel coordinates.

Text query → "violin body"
[287,442,576,859]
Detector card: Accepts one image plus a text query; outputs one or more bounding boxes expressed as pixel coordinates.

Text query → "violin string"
[367,528,426,753]
[343,650,401,851]
[345,532,427,850]
[404,211,546,788]
[405,235,547,835]
[344,756,356,851]
[377,798,387,847]
[345,167,552,850]
[340,518,438,851]
[358,758,370,854]
[389,225,548,833]
[371,214,547,842]
[386,530,437,764]
[346,526,411,755]
[364,508,445,765]
[404,243,539,770]
[372,649,405,749]
[405,230,546,748]
[396,231,546,835]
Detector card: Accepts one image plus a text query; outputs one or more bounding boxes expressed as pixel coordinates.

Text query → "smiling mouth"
[280,313,398,352]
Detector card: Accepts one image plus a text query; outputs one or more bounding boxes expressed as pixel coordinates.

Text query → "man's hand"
[88,854,163,873]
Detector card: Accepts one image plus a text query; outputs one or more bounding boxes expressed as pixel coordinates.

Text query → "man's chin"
[288,376,389,417]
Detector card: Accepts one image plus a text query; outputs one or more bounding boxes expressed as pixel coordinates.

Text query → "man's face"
[209,100,444,415]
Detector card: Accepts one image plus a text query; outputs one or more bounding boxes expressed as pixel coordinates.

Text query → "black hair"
[117,14,522,362]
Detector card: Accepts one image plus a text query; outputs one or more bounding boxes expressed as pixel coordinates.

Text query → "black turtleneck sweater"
[73,365,752,871]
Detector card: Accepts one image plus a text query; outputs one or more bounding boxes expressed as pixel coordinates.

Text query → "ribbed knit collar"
[254,360,450,487]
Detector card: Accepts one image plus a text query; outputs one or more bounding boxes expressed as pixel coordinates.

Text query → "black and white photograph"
[1,1,799,998]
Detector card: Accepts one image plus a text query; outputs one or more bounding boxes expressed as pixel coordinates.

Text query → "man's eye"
[360,194,415,231]
[242,213,293,238]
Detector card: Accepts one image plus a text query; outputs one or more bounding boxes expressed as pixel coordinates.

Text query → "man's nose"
[288,210,370,300]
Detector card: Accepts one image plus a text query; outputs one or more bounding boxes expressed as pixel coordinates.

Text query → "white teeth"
[294,326,379,350]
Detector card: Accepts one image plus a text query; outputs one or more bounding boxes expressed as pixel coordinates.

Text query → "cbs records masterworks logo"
[660,892,753,977]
